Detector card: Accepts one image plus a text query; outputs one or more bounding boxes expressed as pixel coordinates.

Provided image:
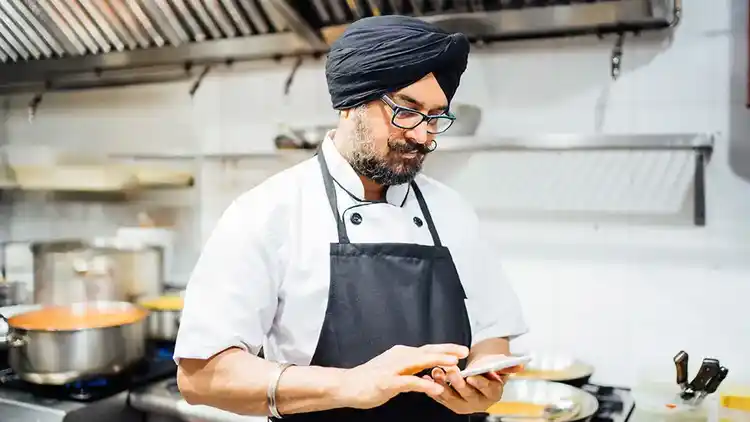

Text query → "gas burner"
[584,384,635,422]
[147,340,176,362]
[0,356,177,402]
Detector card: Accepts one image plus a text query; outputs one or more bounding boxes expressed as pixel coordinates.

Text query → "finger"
[393,375,445,396]
[484,371,505,382]
[419,344,470,358]
[397,353,461,375]
[467,376,502,400]
[465,375,491,397]
[496,364,525,374]
[432,367,448,383]
[431,372,464,403]
[445,366,480,400]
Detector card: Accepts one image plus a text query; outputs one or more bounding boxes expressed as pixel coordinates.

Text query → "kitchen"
[0,0,748,421]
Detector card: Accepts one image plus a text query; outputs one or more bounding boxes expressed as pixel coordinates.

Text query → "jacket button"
[350,212,363,225]
[413,216,423,227]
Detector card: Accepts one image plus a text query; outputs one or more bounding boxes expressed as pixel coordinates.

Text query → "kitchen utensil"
[483,379,599,422]
[0,280,28,306]
[0,304,41,350]
[693,366,729,406]
[138,294,183,341]
[674,350,689,392]
[510,352,595,387]
[688,358,721,393]
[488,400,579,420]
[32,239,164,305]
[0,301,148,384]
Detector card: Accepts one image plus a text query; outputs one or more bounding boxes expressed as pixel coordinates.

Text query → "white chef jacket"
[174,136,528,365]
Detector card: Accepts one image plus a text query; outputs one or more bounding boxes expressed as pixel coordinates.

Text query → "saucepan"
[0,300,149,384]
[476,379,599,422]
[138,293,183,341]
[509,352,595,388]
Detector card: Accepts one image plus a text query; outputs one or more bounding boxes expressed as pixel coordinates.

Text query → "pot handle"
[0,314,27,348]
[5,332,25,348]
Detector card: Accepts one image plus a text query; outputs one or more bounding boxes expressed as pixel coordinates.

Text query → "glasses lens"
[393,110,424,129]
[429,117,454,134]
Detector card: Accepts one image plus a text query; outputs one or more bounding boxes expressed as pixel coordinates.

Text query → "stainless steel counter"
[0,385,140,422]
[130,378,266,422]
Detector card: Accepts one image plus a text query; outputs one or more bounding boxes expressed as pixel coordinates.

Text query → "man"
[174,15,527,421]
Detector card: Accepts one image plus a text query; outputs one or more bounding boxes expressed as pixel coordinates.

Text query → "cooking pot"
[0,301,149,384]
[478,379,599,422]
[510,352,595,388]
[138,294,183,341]
[0,280,29,307]
[32,239,164,305]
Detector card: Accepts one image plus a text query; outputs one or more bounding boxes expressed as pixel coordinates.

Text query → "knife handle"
[689,358,721,392]
[705,366,729,394]
[674,350,689,387]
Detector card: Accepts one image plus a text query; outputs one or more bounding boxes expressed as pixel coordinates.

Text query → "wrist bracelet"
[267,362,295,418]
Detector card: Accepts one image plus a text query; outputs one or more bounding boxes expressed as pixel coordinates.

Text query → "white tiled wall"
[1,0,749,388]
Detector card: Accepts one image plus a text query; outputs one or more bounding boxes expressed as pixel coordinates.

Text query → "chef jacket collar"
[321,132,411,207]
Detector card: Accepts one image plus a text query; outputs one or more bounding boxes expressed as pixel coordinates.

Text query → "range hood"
[0,0,679,95]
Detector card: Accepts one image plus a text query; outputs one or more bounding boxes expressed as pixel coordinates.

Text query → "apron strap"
[316,150,350,244]
[411,181,442,247]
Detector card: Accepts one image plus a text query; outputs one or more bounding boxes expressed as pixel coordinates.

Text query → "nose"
[406,121,429,145]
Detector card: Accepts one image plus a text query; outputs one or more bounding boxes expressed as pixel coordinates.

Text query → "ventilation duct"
[0,0,679,95]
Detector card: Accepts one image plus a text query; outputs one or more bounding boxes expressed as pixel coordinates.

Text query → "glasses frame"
[380,95,456,135]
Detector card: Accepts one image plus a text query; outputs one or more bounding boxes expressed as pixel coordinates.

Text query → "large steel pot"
[0,301,149,384]
[32,239,164,305]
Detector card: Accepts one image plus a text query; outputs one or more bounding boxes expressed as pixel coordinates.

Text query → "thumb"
[392,375,445,397]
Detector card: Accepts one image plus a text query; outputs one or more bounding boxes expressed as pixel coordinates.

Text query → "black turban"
[325,15,470,110]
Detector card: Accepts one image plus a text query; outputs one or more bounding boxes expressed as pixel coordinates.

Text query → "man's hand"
[334,344,469,410]
[424,354,524,415]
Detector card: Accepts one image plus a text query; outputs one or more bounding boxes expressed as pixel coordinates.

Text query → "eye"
[395,109,420,120]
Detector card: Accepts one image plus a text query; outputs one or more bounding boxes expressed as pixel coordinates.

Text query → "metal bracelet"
[267,362,295,419]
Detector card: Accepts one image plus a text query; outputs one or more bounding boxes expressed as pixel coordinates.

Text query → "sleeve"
[173,196,280,363]
[458,213,529,346]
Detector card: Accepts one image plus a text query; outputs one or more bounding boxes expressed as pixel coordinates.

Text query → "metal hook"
[283,56,304,96]
[189,65,212,97]
[610,33,625,80]
[28,92,44,123]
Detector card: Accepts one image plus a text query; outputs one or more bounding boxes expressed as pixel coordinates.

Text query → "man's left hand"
[424,355,523,415]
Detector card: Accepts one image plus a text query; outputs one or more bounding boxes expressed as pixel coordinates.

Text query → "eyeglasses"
[381,95,456,135]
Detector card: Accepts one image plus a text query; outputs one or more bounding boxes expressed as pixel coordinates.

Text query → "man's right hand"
[334,344,469,410]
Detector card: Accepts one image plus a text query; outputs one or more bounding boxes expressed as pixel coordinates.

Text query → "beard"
[343,107,432,186]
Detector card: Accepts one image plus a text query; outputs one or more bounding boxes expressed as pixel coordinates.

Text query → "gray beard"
[344,108,424,186]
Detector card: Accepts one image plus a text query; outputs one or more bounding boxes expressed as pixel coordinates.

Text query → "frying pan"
[475,379,599,422]
[510,352,595,388]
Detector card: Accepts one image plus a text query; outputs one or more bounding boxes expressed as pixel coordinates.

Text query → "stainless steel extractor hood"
[0,0,680,95]
[315,0,680,44]
[0,0,327,93]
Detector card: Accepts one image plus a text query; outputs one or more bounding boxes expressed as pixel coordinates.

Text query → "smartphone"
[459,355,532,378]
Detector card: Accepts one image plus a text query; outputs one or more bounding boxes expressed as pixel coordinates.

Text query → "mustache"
[387,139,433,155]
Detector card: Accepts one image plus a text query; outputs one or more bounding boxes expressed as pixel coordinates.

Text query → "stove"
[469,382,635,422]
[0,341,177,422]
[582,384,635,422]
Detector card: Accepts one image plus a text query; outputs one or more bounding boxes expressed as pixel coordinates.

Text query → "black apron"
[275,151,472,421]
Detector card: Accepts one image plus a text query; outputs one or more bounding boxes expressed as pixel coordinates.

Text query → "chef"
[174,14,527,421]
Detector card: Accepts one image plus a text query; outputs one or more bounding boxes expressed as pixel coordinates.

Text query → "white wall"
[1,0,748,388]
